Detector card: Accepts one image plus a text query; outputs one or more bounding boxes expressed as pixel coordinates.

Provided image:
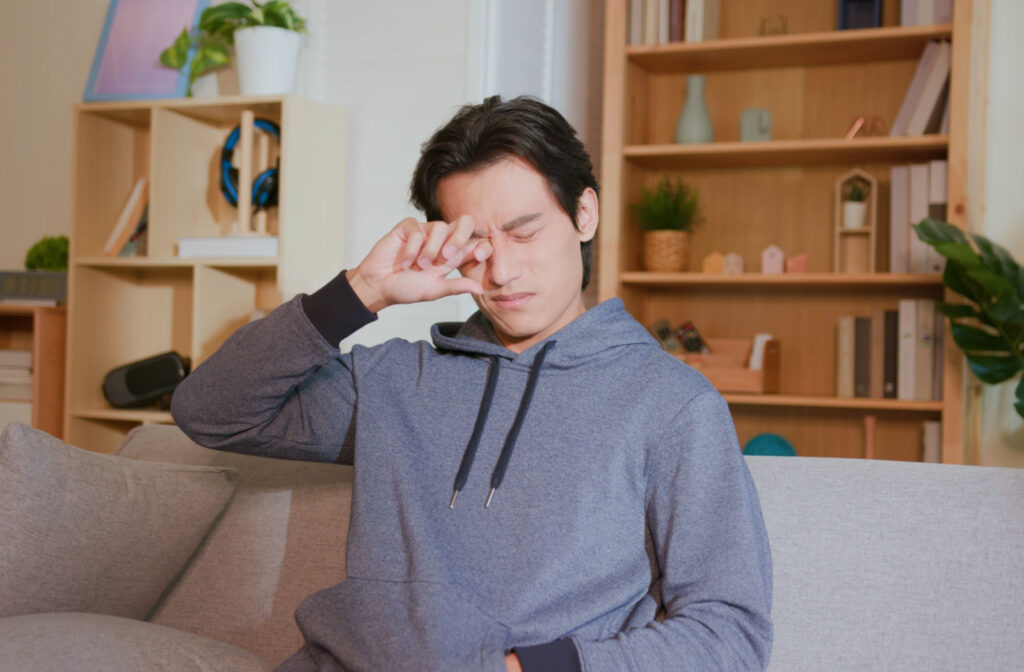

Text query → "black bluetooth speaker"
[102,351,191,408]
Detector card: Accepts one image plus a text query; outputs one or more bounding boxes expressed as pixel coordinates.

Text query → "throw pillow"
[0,422,238,619]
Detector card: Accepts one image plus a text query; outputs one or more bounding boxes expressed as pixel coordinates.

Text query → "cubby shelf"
[66,94,346,453]
[620,272,944,287]
[722,394,944,413]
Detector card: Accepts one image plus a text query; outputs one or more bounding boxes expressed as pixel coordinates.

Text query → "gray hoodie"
[171,283,772,672]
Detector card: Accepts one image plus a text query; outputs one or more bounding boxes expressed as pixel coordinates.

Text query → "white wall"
[978,0,1024,467]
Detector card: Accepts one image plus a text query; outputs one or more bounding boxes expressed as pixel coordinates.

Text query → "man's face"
[436,156,598,354]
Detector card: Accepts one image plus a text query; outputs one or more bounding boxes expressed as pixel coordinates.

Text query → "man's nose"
[486,239,522,287]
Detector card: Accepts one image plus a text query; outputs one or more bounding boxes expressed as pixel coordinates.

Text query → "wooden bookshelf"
[600,1,977,462]
[0,304,66,438]
[66,95,346,453]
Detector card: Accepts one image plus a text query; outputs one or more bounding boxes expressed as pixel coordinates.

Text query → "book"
[916,299,936,401]
[908,163,931,273]
[669,0,685,42]
[104,176,149,257]
[629,0,643,45]
[901,0,918,26]
[883,310,898,398]
[0,369,32,385]
[897,299,918,400]
[891,41,939,136]
[906,41,952,136]
[939,94,951,134]
[0,380,32,401]
[854,316,871,398]
[658,0,669,43]
[922,420,941,462]
[870,309,886,398]
[926,159,948,273]
[889,165,910,274]
[644,0,658,44]
[0,271,66,305]
[934,0,953,24]
[0,400,32,428]
[917,0,935,24]
[177,235,279,259]
[933,308,945,401]
[836,316,855,398]
[118,206,149,257]
[685,0,719,41]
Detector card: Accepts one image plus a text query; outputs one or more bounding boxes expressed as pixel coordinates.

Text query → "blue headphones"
[219,118,281,211]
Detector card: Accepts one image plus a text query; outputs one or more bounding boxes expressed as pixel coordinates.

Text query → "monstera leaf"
[914,219,1024,418]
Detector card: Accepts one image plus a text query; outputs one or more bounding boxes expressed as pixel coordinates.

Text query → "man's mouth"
[490,293,533,309]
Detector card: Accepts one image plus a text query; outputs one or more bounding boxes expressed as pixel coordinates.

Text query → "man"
[171,95,773,671]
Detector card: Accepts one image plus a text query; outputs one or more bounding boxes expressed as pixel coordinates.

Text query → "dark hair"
[410,95,599,289]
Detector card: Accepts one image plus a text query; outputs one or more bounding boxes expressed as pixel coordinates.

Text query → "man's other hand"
[505,652,524,672]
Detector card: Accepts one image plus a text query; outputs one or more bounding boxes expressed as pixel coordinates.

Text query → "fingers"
[396,218,425,270]
[416,215,481,270]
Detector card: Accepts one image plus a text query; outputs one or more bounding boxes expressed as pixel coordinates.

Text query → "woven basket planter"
[643,230,690,272]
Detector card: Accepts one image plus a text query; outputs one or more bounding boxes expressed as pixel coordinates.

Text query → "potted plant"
[160,1,307,97]
[630,177,702,272]
[842,181,869,229]
[914,218,1024,419]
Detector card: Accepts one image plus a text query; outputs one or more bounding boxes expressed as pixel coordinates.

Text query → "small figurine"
[723,252,744,275]
[761,245,785,275]
[785,252,808,273]
[702,252,724,273]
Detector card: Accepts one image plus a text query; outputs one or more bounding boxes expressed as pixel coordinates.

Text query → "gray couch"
[1,422,1023,671]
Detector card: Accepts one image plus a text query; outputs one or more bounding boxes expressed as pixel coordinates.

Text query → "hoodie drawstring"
[449,341,554,509]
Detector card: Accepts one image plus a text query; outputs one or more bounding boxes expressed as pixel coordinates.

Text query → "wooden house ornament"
[833,168,878,273]
[723,253,744,274]
[761,245,785,274]
[702,252,725,273]
[785,252,808,273]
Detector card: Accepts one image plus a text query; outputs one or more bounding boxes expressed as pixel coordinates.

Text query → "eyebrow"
[468,213,543,239]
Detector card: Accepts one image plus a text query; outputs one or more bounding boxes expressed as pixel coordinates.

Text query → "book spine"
[685,0,703,41]
[883,309,899,398]
[922,420,942,462]
[927,159,948,272]
[898,299,918,400]
[837,316,855,398]
[854,316,871,398]
[658,0,670,43]
[906,41,951,136]
[645,0,659,44]
[703,0,720,40]
[890,165,910,273]
[890,41,938,137]
[629,0,644,46]
[915,299,936,401]
[669,0,684,42]
[933,308,945,401]
[870,309,886,398]
[908,163,931,272]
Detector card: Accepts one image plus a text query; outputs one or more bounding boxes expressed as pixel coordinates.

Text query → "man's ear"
[575,187,599,243]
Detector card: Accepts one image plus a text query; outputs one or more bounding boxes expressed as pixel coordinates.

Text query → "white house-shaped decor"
[723,253,744,274]
[761,245,785,274]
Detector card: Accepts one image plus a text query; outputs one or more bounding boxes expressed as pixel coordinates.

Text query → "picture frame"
[84,0,209,101]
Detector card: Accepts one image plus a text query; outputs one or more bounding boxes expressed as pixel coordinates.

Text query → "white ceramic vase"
[234,26,302,96]
[675,75,714,144]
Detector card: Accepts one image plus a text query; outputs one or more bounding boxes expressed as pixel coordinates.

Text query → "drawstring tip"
[485,488,496,508]
[449,490,460,509]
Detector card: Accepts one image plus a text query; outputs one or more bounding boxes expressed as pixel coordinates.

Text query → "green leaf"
[965,353,1022,384]
[933,241,982,268]
[936,302,982,320]
[159,27,192,69]
[914,218,969,247]
[1016,376,1024,421]
[951,322,1010,354]
[943,263,986,305]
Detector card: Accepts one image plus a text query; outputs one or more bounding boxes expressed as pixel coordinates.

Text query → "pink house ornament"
[761,245,785,275]
[785,252,808,273]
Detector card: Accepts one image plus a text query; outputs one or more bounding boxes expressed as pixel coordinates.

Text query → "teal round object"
[743,433,796,456]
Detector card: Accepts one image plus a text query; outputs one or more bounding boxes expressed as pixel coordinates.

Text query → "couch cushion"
[0,612,272,671]
[746,455,1024,672]
[116,424,352,667]
[0,422,238,620]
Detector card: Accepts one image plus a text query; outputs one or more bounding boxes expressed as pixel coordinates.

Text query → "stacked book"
[629,0,720,46]
[0,349,33,402]
[890,159,947,273]
[836,299,943,402]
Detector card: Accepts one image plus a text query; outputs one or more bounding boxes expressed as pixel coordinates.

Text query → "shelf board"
[75,257,278,269]
[723,393,943,413]
[620,272,943,287]
[627,24,952,73]
[624,135,948,168]
[72,408,174,424]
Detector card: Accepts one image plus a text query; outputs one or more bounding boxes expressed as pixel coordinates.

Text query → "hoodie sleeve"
[570,390,774,672]
[170,269,376,463]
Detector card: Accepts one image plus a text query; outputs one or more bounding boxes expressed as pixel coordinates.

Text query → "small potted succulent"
[842,181,869,229]
[630,177,702,272]
[160,1,307,97]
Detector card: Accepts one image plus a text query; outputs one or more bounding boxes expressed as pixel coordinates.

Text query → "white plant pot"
[843,200,867,229]
[234,26,302,96]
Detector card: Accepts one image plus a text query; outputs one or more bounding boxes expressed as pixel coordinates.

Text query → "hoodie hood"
[430,297,658,368]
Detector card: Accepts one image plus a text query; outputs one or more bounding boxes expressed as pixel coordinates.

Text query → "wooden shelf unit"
[66,95,346,453]
[0,305,66,438]
[600,1,976,462]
